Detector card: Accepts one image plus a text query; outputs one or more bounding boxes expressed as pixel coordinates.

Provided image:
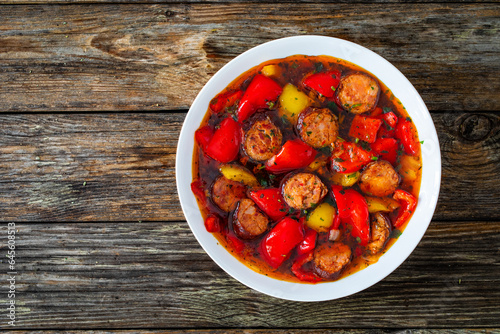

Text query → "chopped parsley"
[314,62,324,73]
[359,141,372,151]
[327,102,338,112]
[390,229,403,239]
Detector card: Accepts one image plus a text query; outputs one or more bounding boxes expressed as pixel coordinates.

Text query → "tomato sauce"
[191,55,422,284]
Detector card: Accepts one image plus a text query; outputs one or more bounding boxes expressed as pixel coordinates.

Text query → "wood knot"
[459,114,492,141]
[165,10,175,17]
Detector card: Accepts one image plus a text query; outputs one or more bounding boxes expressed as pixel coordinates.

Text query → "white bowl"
[175,36,441,301]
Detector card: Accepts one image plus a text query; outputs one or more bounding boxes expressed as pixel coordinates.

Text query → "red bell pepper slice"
[371,107,398,138]
[378,110,398,138]
[225,232,245,254]
[344,190,370,245]
[204,117,241,163]
[237,74,282,123]
[302,70,341,98]
[210,90,243,113]
[195,125,214,151]
[297,228,317,256]
[370,137,399,165]
[191,179,207,206]
[291,251,321,283]
[330,141,373,174]
[331,185,349,219]
[331,212,341,230]
[378,124,396,139]
[381,110,398,129]
[370,107,383,117]
[204,214,221,233]
[331,186,370,245]
[260,217,305,269]
[392,189,417,228]
[348,115,383,143]
[248,188,288,221]
[395,117,420,156]
[265,139,317,173]
[328,214,341,241]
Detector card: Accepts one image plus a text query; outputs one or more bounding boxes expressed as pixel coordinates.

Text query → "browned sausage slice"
[313,242,352,279]
[233,198,270,239]
[297,108,339,148]
[282,172,328,210]
[366,212,391,255]
[337,73,380,114]
[211,176,247,212]
[243,116,283,162]
[359,160,400,197]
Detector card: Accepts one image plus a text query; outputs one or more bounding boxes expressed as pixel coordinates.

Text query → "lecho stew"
[191,55,422,283]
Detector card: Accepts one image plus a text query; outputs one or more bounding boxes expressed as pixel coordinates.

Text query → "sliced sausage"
[243,116,283,162]
[282,172,328,210]
[233,198,270,239]
[313,242,352,279]
[366,212,391,255]
[297,108,339,148]
[337,73,380,114]
[359,160,400,197]
[211,175,247,212]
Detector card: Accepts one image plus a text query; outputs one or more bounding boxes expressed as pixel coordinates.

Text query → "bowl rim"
[176,35,441,302]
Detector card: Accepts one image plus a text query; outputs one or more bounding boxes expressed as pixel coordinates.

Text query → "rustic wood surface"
[0,0,499,332]
[4,331,500,334]
[2,220,499,329]
[0,112,498,222]
[0,4,499,112]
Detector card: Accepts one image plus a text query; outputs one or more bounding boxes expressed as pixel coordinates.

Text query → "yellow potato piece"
[306,202,336,233]
[365,196,400,213]
[400,154,422,183]
[279,84,311,121]
[308,156,328,171]
[219,164,259,187]
[330,171,360,187]
[261,64,281,77]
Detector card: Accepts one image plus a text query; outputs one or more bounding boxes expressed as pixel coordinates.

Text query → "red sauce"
[191,55,422,284]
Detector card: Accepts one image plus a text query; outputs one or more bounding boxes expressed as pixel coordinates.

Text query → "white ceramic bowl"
[176,36,441,301]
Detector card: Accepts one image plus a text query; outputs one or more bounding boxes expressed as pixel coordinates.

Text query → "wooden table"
[1,1,499,332]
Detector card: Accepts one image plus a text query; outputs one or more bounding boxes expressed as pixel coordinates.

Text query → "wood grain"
[0,1,499,331]
[0,4,498,112]
[0,112,498,222]
[3,0,499,3]
[4,331,500,334]
[1,220,498,328]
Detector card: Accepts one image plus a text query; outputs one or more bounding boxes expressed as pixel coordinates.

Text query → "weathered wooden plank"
[0,112,498,222]
[0,4,498,112]
[2,0,498,4]
[0,220,498,328]
[3,330,500,334]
